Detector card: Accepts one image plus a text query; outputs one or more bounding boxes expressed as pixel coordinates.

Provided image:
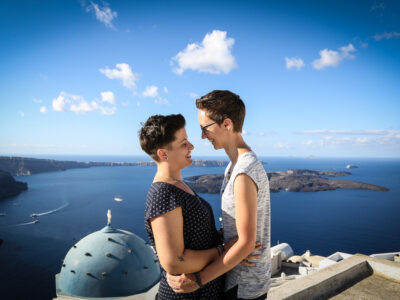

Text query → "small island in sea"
[0,156,388,200]
[184,169,389,193]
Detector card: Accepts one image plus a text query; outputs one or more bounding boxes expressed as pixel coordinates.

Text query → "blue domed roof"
[57,222,160,298]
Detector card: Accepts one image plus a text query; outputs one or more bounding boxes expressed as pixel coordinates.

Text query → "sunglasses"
[200,122,216,135]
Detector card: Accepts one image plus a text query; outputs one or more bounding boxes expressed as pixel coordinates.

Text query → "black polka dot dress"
[145,182,224,300]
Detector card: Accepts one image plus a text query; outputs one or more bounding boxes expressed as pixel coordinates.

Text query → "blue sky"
[1,0,399,157]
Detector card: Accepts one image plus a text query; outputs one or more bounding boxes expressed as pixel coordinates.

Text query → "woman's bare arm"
[166,173,259,292]
[150,206,219,275]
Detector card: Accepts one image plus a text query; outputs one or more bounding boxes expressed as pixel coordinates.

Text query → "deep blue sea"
[0,155,399,299]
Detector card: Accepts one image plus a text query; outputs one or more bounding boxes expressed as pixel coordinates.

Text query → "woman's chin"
[185,156,193,166]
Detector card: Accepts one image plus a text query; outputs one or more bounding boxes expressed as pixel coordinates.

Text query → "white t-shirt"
[221,151,271,299]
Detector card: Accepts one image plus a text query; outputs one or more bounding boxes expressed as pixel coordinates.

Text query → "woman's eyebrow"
[179,137,188,143]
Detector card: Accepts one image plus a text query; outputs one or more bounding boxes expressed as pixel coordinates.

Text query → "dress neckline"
[152,181,197,197]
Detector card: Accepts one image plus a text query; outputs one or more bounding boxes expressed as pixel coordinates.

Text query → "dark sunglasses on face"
[200,122,216,135]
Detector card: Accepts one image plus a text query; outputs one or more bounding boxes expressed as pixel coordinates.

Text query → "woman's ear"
[156,149,168,161]
[223,118,233,131]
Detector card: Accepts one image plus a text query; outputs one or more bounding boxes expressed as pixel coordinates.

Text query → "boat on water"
[0,213,6,216]
[33,220,39,224]
[114,195,123,202]
[30,213,38,218]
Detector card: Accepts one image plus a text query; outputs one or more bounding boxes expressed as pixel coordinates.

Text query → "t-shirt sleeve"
[233,159,260,192]
[145,184,182,221]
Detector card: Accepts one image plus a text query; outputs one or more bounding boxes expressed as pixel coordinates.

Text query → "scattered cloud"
[298,129,399,136]
[312,43,356,70]
[302,139,313,146]
[99,63,139,90]
[91,101,117,115]
[373,32,400,41]
[285,57,305,70]
[163,87,168,93]
[52,91,117,115]
[189,92,198,99]
[273,142,290,150]
[370,1,385,16]
[142,85,159,98]
[40,106,47,114]
[258,132,265,137]
[101,91,117,104]
[33,98,43,104]
[154,98,169,105]
[242,129,249,136]
[85,1,117,29]
[19,111,24,117]
[298,129,400,147]
[172,30,237,75]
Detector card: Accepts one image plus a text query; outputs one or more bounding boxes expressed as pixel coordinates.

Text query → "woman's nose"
[189,141,194,150]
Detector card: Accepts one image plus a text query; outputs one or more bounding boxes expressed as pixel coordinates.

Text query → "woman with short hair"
[140,114,260,300]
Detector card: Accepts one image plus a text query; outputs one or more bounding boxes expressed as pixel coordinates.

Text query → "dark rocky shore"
[184,169,389,193]
[0,156,229,176]
[0,170,27,200]
[0,156,228,200]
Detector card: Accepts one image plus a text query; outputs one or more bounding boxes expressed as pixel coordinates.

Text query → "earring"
[165,156,168,161]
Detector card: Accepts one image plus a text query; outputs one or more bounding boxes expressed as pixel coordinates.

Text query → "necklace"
[155,174,195,195]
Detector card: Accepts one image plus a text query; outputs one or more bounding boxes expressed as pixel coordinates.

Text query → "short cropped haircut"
[139,114,186,161]
[195,90,245,132]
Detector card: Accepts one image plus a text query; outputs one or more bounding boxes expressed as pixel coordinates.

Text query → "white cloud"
[40,106,47,114]
[258,132,265,137]
[356,137,369,144]
[373,32,400,41]
[52,91,117,115]
[302,140,313,146]
[99,63,139,90]
[154,98,169,105]
[142,85,159,98]
[339,44,356,58]
[86,1,117,29]
[19,111,24,117]
[163,87,168,93]
[172,30,237,75]
[70,100,93,114]
[312,43,356,70]
[52,93,68,112]
[299,129,400,136]
[298,129,400,147]
[189,92,198,99]
[101,91,116,104]
[33,98,43,103]
[285,57,305,70]
[91,101,117,115]
[273,142,290,150]
[242,129,249,136]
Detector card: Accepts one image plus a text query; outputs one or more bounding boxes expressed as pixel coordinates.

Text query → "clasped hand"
[166,241,262,293]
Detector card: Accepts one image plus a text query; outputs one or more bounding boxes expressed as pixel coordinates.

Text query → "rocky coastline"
[0,156,229,176]
[184,169,389,193]
[0,170,28,200]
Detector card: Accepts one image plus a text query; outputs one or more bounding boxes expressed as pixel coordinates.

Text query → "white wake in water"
[31,201,69,217]
[0,201,69,228]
